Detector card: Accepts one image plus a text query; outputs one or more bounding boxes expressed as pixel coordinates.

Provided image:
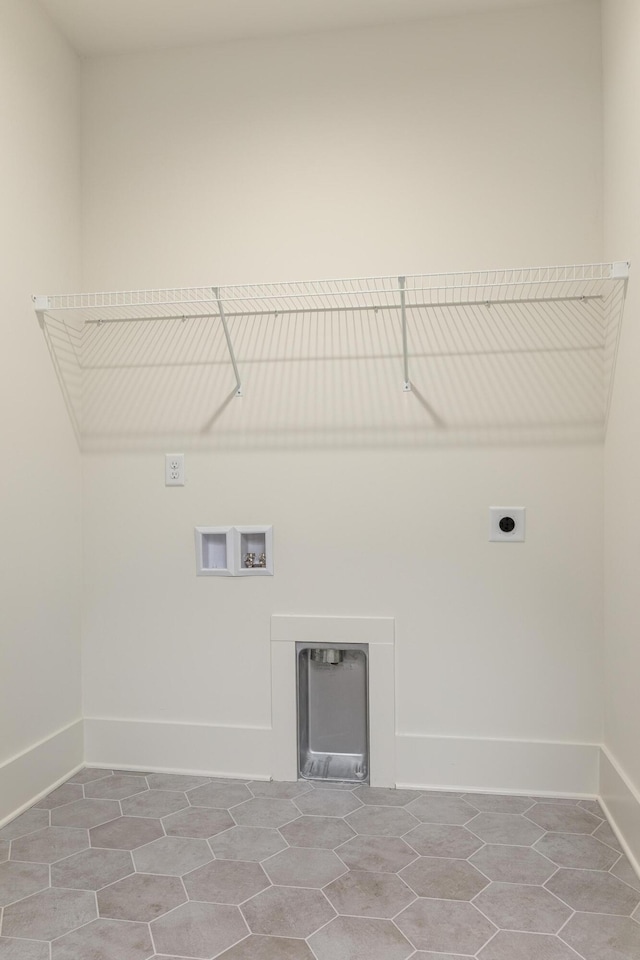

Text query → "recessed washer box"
[489,507,525,542]
[235,526,274,576]
[195,525,273,576]
[195,526,235,576]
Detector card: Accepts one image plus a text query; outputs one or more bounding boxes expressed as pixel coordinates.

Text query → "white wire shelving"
[33,262,629,449]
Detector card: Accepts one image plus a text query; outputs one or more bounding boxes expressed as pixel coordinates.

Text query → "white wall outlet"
[165,453,185,486]
[490,506,525,542]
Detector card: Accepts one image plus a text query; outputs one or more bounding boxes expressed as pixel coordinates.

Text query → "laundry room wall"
[0,0,83,821]
[79,1,606,794]
[602,0,640,865]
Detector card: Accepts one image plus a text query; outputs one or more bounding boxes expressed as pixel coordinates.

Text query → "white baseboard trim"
[84,717,272,781]
[85,721,603,798]
[599,746,640,874]
[396,733,600,796]
[0,719,84,827]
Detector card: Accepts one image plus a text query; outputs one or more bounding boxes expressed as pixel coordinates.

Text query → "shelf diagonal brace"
[214,286,243,397]
[399,276,411,392]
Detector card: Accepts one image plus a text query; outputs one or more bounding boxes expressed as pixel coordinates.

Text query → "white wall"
[602,0,640,863]
[81,2,605,792]
[81,3,602,287]
[0,0,83,820]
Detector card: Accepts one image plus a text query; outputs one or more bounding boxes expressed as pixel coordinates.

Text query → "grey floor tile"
[10,826,88,863]
[477,930,582,959]
[186,783,251,809]
[51,798,121,829]
[263,846,346,887]
[593,820,623,853]
[470,844,558,884]
[346,805,419,837]
[308,915,414,960]
[324,869,415,917]
[85,775,148,801]
[67,768,113,785]
[163,806,234,839]
[611,855,640,893]
[0,811,49,842]
[578,799,604,819]
[2,886,96,940]
[51,917,153,960]
[109,770,152,777]
[231,798,299,829]
[33,784,84,810]
[294,789,362,817]
[240,885,335,937]
[151,901,248,958]
[0,843,7,863]
[352,787,420,807]
[419,791,466,799]
[462,793,534,814]
[9,780,640,959]
[51,847,134,890]
[209,826,286,861]
[546,867,640,915]
[0,862,49,907]
[98,872,186,921]
[529,797,582,805]
[535,832,620,870]
[467,812,544,845]
[411,954,470,959]
[404,797,477,825]
[336,835,417,873]
[395,898,496,954]
[280,815,355,849]
[400,858,489,900]
[133,836,213,875]
[183,859,270,903]
[146,773,210,791]
[474,881,572,933]
[403,823,483,858]
[0,938,50,959]
[216,934,316,959]
[525,803,602,834]
[90,816,163,850]
[561,912,640,959]
[121,790,189,819]
[247,781,312,800]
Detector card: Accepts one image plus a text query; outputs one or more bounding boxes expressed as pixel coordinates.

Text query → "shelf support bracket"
[214,286,243,397]
[399,276,411,391]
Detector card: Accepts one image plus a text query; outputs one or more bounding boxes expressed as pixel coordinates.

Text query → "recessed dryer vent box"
[489,507,525,542]
[235,526,274,576]
[195,526,234,576]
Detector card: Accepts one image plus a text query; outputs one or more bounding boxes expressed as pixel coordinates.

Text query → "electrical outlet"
[165,453,185,486]
[489,506,525,542]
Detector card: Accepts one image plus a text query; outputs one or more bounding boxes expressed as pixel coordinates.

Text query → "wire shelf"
[33,262,629,449]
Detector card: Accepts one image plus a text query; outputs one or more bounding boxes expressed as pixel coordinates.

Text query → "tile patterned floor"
[0,771,639,959]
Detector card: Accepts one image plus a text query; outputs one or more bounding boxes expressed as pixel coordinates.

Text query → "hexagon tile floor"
[1,772,640,959]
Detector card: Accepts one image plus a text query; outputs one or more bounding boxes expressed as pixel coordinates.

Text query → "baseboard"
[84,717,272,780]
[0,720,84,827]
[396,733,600,796]
[85,721,602,797]
[599,746,640,872]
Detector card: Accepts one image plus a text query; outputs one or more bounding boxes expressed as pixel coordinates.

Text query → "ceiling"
[39,0,578,57]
